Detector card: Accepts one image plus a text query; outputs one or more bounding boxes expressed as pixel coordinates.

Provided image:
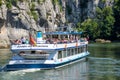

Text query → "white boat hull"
[2,52,89,71]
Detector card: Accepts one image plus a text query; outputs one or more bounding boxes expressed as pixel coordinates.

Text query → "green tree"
[77,6,115,40]
[113,0,120,40]
[30,3,39,21]
[0,0,2,7]
[77,19,99,40]
[96,7,115,39]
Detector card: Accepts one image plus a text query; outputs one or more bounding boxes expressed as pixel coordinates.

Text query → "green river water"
[0,43,120,80]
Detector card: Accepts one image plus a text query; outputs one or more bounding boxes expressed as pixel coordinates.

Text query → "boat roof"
[43,31,83,35]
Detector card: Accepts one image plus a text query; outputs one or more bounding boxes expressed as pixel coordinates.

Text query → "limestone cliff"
[0,0,114,48]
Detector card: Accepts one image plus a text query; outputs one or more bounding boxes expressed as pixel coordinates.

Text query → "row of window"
[58,45,88,59]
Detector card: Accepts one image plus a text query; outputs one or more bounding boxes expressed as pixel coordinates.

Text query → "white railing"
[11,41,88,50]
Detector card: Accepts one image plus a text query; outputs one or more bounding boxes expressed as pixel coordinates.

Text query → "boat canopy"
[43,31,83,35]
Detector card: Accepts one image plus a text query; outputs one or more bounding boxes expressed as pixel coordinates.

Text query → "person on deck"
[21,37,26,44]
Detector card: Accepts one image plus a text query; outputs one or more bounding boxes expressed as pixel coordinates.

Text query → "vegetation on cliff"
[77,0,120,41]
[113,0,120,41]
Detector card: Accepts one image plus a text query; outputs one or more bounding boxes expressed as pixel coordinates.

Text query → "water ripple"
[88,57,120,78]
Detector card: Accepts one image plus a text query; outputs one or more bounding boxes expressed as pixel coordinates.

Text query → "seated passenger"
[14,39,21,44]
[21,37,26,44]
[25,39,29,44]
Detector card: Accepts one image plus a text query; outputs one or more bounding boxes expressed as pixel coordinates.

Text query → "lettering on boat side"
[37,45,48,47]
[16,45,48,48]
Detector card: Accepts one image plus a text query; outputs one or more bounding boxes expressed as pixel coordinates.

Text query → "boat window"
[78,47,81,53]
[71,48,74,55]
[63,49,67,58]
[86,45,88,51]
[31,51,35,54]
[75,48,78,54]
[83,45,86,52]
[67,48,70,56]
[69,49,72,56]
[18,50,50,60]
[58,51,62,59]
[84,45,87,52]
[81,47,83,53]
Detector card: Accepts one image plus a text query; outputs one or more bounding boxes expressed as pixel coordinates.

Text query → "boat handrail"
[11,38,88,46]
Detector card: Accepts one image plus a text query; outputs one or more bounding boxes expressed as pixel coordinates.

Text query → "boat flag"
[29,34,36,46]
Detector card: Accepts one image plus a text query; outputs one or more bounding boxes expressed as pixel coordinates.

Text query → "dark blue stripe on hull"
[4,54,89,71]
[5,64,55,71]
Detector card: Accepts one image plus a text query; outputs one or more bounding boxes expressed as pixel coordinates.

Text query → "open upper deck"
[11,26,89,51]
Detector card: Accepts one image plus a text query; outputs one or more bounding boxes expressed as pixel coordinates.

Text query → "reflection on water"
[89,43,120,59]
[0,43,120,80]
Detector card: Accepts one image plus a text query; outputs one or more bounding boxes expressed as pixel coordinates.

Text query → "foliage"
[77,6,115,40]
[113,0,120,40]
[0,0,2,7]
[6,2,12,9]
[5,0,18,9]
[96,7,115,39]
[38,0,46,4]
[31,11,38,21]
[30,2,35,11]
[19,0,24,2]
[77,19,99,39]
[101,0,106,3]
[114,0,120,11]
[30,2,39,21]
[52,0,59,5]
[59,3,63,12]
[52,0,62,12]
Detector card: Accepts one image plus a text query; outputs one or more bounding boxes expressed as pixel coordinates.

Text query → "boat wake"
[0,68,42,80]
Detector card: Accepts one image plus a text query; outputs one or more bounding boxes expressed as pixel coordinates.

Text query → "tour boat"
[2,27,90,71]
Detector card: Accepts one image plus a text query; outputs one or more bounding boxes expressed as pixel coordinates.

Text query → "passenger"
[63,39,68,43]
[19,51,25,56]
[25,39,29,44]
[75,36,79,42]
[80,38,84,42]
[46,38,51,44]
[86,35,89,41]
[15,39,21,44]
[53,38,58,44]
[21,37,26,44]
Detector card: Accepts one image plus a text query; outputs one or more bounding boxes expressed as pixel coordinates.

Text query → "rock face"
[0,0,114,48]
